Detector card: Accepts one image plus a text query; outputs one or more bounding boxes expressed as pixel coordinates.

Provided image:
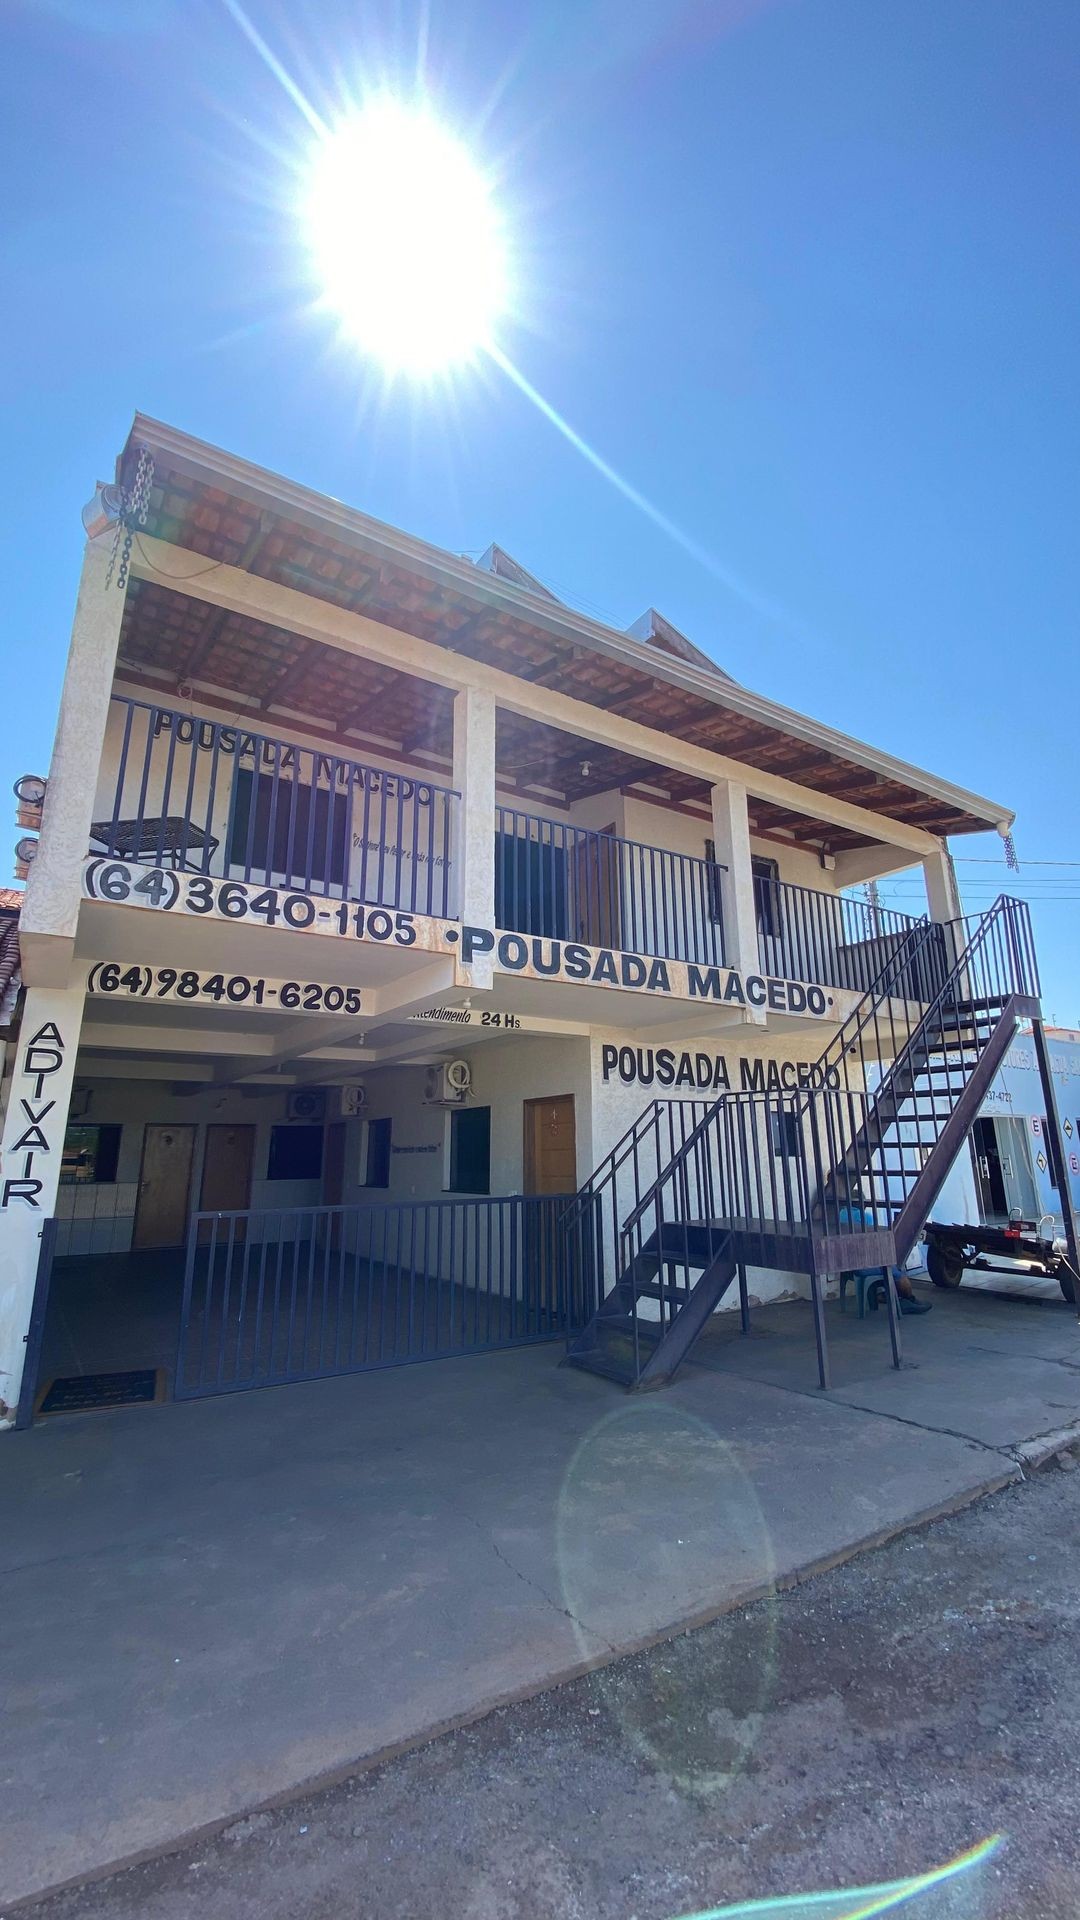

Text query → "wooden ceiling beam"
[176,514,276,686]
[683,724,777,758]
[258,637,321,711]
[236,513,276,572]
[756,750,840,782]
[177,604,231,688]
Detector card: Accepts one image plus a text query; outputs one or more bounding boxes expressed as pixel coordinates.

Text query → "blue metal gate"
[175,1195,599,1399]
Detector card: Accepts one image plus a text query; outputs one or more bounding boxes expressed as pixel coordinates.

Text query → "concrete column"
[922,841,963,924]
[710,779,763,1020]
[20,533,126,987]
[452,688,496,991]
[922,839,965,975]
[0,982,86,1423]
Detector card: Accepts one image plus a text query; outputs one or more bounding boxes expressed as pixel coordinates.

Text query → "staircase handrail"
[792,914,942,1089]
[560,1099,667,1231]
[619,898,1035,1239]
[619,916,942,1235]
[837,895,1036,1130]
[562,1095,720,1229]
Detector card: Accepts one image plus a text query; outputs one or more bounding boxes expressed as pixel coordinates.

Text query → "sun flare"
[302,100,508,375]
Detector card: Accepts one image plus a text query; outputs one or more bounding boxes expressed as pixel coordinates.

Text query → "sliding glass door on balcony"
[494,808,724,967]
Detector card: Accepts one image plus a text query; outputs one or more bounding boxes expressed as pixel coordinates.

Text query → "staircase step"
[635,1281,694,1305]
[566,1315,665,1386]
[563,1349,637,1386]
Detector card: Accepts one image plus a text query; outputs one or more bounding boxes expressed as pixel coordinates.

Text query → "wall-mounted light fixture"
[14,774,47,832]
[81,483,125,541]
[14,835,38,882]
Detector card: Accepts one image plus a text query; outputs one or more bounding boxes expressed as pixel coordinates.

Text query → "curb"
[1013,1418,1080,1474]
[7,1457,1024,1913]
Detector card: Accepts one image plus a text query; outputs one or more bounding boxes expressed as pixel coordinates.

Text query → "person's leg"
[894,1265,932,1314]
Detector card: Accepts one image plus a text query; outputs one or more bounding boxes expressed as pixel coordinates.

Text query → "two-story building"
[2,416,1068,1424]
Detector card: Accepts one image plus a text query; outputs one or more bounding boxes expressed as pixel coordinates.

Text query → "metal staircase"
[563,896,1042,1392]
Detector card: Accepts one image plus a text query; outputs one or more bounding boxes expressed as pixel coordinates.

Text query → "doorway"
[495,828,568,937]
[132,1124,196,1250]
[575,825,621,949]
[198,1124,255,1242]
[523,1095,577,1329]
[523,1095,578,1195]
[972,1115,1041,1221]
[972,1118,1008,1217]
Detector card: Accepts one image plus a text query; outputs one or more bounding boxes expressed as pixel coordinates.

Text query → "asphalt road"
[18,1456,1080,1920]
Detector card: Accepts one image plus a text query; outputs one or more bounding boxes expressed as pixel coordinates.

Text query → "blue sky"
[3,0,1079,1013]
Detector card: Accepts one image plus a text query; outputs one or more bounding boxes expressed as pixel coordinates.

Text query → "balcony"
[754,873,936,999]
[495,805,725,969]
[90,701,935,1010]
[92,697,459,918]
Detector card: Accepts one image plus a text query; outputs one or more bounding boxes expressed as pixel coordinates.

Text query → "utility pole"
[865,878,883,938]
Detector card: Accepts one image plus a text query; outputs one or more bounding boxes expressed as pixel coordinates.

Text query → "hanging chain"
[106,444,155,591]
[1002,830,1020,873]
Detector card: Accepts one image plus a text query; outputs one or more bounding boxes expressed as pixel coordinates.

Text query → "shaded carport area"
[30,977,600,1417]
[37,1238,186,1385]
[25,1192,590,1418]
[29,1205,1079,1421]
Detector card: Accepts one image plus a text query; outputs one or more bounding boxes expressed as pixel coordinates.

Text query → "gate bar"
[15,1217,58,1430]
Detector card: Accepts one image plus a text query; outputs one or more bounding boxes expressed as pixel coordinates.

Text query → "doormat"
[38,1369,165,1415]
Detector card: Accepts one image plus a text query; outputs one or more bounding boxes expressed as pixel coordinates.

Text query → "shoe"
[899,1295,932,1315]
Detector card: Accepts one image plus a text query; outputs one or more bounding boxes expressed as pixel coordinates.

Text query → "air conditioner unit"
[422,1059,473,1105]
[286,1088,327,1122]
[340,1083,367,1117]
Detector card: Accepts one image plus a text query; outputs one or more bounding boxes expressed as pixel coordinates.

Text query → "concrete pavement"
[1,1285,1078,1907]
[26,1460,1080,1920]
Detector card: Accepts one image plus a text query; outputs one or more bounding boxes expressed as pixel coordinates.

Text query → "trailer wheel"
[1059,1266,1076,1304]
[927,1241,965,1289]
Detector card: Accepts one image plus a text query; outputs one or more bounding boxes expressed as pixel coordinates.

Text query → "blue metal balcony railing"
[494,805,726,969]
[92,696,459,917]
[755,873,928,997]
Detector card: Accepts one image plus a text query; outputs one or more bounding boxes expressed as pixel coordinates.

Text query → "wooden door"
[523,1095,578,1195]
[133,1123,196,1250]
[576,826,621,949]
[198,1123,255,1243]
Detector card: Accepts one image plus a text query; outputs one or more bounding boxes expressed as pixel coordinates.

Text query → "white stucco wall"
[339,1032,594,1207]
[53,1077,326,1253]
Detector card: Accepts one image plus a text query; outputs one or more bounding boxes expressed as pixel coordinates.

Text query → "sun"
[302,100,508,376]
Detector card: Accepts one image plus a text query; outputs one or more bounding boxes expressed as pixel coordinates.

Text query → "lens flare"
[676,1833,1002,1919]
[302,100,508,374]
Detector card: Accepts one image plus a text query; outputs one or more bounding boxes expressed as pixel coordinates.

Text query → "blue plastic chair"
[838,1269,885,1317]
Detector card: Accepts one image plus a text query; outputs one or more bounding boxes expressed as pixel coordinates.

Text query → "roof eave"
[122,414,1015,837]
